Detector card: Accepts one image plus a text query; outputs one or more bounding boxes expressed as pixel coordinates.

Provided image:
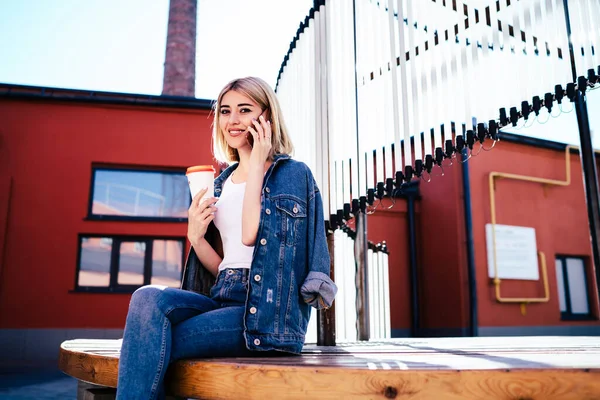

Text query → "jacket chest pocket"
[275,198,307,247]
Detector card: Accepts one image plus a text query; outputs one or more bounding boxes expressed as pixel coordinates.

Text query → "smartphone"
[246,110,266,147]
[246,129,254,147]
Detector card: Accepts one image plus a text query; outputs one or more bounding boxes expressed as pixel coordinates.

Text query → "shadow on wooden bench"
[59,336,600,400]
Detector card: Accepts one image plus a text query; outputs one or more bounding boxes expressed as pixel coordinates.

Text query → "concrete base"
[0,328,123,366]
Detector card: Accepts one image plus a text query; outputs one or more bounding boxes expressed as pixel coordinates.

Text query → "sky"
[0,0,598,147]
[0,0,313,100]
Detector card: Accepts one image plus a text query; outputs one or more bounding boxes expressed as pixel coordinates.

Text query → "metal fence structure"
[276,0,600,343]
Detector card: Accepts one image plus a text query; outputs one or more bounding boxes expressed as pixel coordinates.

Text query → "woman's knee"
[129,285,168,310]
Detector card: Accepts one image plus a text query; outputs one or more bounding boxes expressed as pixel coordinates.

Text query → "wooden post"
[317,225,336,346]
[355,211,370,341]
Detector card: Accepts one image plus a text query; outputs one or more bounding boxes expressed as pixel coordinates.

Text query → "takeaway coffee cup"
[186,165,216,202]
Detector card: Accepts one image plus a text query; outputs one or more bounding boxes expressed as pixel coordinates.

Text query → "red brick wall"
[1,96,597,334]
[468,141,599,328]
[367,202,415,332]
[417,161,471,333]
[372,139,600,335]
[0,98,213,328]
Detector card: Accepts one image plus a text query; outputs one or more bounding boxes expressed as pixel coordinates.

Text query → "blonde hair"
[212,76,294,164]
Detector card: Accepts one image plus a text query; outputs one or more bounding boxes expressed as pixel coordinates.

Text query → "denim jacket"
[181,154,337,354]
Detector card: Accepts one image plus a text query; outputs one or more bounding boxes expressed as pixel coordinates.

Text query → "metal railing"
[276,0,600,342]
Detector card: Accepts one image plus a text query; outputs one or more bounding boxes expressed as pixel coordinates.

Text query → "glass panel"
[78,237,112,287]
[118,241,145,285]
[555,259,567,312]
[151,240,183,287]
[566,258,590,314]
[91,169,190,218]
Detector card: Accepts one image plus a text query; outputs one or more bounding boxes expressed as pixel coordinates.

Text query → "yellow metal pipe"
[489,145,573,306]
[494,251,550,303]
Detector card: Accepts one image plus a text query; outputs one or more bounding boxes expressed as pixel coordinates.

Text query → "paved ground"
[0,365,78,400]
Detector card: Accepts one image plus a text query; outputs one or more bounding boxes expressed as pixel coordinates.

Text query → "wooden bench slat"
[167,364,600,400]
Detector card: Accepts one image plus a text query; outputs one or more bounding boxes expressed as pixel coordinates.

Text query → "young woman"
[116,76,337,400]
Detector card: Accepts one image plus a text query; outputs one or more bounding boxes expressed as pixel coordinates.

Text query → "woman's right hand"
[187,188,218,246]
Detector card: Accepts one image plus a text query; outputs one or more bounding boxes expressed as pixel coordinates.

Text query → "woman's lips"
[229,129,246,137]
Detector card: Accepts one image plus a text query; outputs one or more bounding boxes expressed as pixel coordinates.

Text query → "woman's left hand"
[247,115,272,166]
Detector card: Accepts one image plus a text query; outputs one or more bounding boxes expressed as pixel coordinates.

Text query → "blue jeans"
[116,268,253,400]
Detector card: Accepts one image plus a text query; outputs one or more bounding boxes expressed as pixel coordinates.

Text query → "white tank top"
[213,175,255,271]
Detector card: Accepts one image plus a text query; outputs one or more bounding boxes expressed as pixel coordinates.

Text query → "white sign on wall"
[486,224,539,280]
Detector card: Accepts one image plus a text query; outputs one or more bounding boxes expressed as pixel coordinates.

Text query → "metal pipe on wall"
[461,148,478,337]
[407,194,420,337]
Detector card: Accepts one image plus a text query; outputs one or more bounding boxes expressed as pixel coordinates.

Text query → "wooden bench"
[59,336,600,399]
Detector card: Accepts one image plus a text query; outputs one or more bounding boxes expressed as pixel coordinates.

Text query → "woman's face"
[219,90,265,151]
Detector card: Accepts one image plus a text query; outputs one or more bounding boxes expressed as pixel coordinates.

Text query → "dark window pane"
[118,241,145,285]
[79,237,112,287]
[151,240,183,287]
[91,169,189,218]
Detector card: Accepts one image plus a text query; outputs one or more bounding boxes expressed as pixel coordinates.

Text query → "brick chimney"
[162,0,197,97]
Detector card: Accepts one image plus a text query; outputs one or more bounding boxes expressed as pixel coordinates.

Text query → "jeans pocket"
[211,270,249,305]
[228,279,248,304]
[210,276,223,299]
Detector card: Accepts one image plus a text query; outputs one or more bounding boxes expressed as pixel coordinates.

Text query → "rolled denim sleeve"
[301,271,337,309]
[301,169,338,309]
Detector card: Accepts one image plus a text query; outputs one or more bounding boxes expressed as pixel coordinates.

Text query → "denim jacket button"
[265,208,271,215]
[250,307,257,314]
[254,274,261,282]
[293,206,299,214]
[260,238,267,245]
[254,338,261,346]
[265,187,270,193]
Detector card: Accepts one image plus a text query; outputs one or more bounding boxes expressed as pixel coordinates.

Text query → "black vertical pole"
[407,195,420,337]
[461,149,478,337]
[563,0,600,306]
[574,91,600,308]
